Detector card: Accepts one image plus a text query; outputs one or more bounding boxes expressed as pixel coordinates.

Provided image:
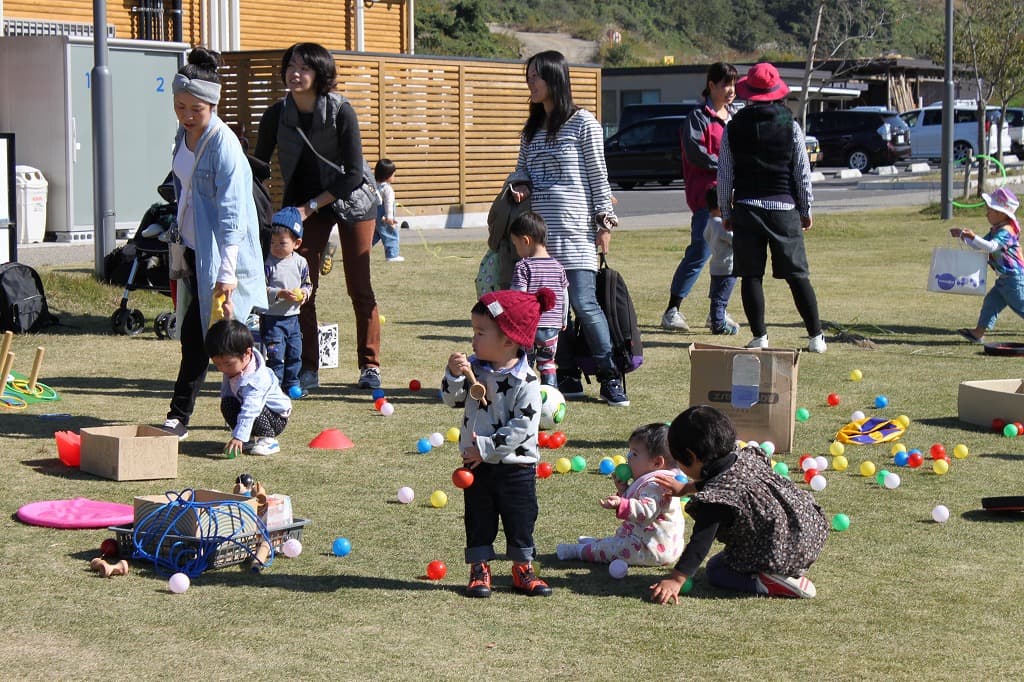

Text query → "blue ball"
[416,438,432,454]
[371,388,386,400]
[332,537,351,557]
[893,451,910,467]
[598,458,615,475]
[675,473,689,484]
[874,395,889,408]
[288,385,304,399]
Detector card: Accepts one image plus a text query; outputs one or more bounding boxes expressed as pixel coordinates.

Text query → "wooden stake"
[28,346,45,391]
[0,331,12,370]
[0,351,14,391]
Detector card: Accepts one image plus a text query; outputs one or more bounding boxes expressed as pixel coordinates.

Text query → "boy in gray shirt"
[262,207,313,397]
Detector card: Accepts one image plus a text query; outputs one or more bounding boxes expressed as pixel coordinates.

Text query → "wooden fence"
[219,50,601,216]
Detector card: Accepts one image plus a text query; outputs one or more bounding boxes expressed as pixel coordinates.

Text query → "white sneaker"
[757,572,817,598]
[160,418,189,440]
[386,256,405,262]
[661,308,689,331]
[807,333,827,353]
[746,335,769,349]
[250,437,280,456]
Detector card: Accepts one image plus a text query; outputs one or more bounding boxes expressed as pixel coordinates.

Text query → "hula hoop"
[983,342,1024,357]
[8,379,59,400]
[0,394,28,410]
[952,155,1006,208]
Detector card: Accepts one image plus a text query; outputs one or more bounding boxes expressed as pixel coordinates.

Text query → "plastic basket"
[109,517,310,570]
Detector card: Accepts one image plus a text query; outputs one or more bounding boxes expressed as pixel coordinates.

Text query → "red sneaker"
[512,563,552,597]
[466,562,492,598]
[757,572,816,598]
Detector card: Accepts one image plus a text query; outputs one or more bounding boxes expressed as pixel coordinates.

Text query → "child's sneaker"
[160,418,189,440]
[712,320,740,335]
[511,563,552,596]
[250,437,280,456]
[706,312,740,330]
[386,255,405,262]
[466,561,492,598]
[757,572,816,598]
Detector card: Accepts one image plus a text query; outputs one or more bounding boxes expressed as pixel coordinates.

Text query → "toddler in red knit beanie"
[478,288,557,348]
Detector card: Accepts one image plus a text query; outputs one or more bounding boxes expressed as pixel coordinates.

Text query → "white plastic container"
[15,165,47,243]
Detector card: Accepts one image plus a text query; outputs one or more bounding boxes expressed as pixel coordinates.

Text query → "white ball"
[608,559,628,579]
[814,456,829,471]
[380,402,395,416]
[428,432,444,448]
[539,386,567,430]
[932,504,950,523]
[168,572,190,594]
[801,458,817,472]
[883,472,901,489]
[746,440,759,450]
[760,441,775,457]
[851,410,866,422]
[281,538,303,558]
[397,486,415,504]
[810,474,827,491]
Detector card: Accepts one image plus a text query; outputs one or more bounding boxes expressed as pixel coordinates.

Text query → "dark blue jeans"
[708,274,737,330]
[464,462,538,564]
[705,551,768,595]
[260,314,302,391]
[669,207,711,299]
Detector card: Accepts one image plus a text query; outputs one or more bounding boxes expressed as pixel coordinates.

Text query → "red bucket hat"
[478,288,556,348]
[736,63,790,102]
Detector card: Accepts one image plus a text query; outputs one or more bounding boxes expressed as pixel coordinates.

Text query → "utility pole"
[92,0,116,276]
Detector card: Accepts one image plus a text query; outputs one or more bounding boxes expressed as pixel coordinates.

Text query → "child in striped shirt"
[509,211,569,387]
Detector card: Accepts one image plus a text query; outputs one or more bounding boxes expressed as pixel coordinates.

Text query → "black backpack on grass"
[573,254,644,379]
[0,262,59,333]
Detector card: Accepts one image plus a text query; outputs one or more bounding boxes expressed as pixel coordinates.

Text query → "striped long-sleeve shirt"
[511,109,616,271]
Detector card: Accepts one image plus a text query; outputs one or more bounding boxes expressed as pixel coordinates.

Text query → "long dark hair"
[281,43,337,96]
[522,51,579,143]
[179,47,220,83]
[701,62,738,99]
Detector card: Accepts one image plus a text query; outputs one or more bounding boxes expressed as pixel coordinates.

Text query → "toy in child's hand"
[463,367,488,406]
[452,467,475,489]
[614,462,632,483]
[224,439,243,459]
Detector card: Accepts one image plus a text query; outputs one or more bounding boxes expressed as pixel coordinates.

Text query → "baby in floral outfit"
[557,423,685,566]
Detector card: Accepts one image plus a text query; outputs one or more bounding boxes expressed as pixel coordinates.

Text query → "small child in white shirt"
[703,187,741,335]
[372,158,403,262]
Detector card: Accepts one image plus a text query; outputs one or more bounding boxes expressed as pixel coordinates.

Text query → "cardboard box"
[79,425,178,481]
[319,323,339,369]
[688,343,800,453]
[957,379,1024,427]
[133,488,260,538]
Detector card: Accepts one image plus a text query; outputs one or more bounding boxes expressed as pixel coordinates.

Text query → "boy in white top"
[372,158,403,262]
[703,188,741,335]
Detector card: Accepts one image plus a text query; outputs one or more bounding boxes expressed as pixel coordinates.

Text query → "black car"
[618,102,699,132]
[604,116,686,190]
[804,109,912,171]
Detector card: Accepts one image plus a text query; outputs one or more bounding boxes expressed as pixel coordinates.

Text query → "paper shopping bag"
[927,247,987,296]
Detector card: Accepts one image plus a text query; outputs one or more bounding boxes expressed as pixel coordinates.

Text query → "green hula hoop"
[952,155,1007,209]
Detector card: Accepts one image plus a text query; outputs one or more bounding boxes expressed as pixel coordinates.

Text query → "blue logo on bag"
[935,272,981,291]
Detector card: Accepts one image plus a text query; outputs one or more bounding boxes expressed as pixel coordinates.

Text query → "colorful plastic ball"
[614,462,633,483]
[555,457,572,474]
[891,443,907,456]
[849,369,863,382]
[810,474,827,492]
[371,388,386,400]
[445,427,460,443]
[932,505,950,523]
[896,414,911,428]
[288,385,304,399]
[537,462,553,478]
[681,576,695,594]
[426,560,447,580]
[598,457,616,475]
[1005,423,1020,438]
[932,459,949,475]
[675,473,689,483]
[883,472,901,489]
[827,392,840,406]
[281,538,303,558]
[380,402,395,417]
[378,314,386,324]
[548,431,567,449]
[929,444,946,459]
[953,444,969,459]
[798,454,812,466]
[746,441,759,451]
[537,431,551,448]
[851,410,866,422]
[374,397,388,411]
[409,379,422,391]
[608,559,629,579]
[829,441,845,457]
[773,461,790,477]
[428,432,445,448]
[570,455,587,472]
[803,468,819,484]
[874,395,889,408]
[908,452,924,468]
[397,486,415,504]
[875,469,890,486]
[332,537,352,557]
[831,513,851,531]
[168,572,190,594]
[795,407,810,422]
[814,456,829,471]
[416,438,432,454]
[100,538,119,558]
[1015,422,1023,436]
[992,418,1006,433]
[801,458,817,472]
[859,461,876,477]
[760,441,776,457]
[429,490,448,508]
[612,454,627,466]
[893,451,909,467]
[452,468,475,489]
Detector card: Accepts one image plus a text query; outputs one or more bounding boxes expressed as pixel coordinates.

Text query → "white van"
[900,101,1013,162]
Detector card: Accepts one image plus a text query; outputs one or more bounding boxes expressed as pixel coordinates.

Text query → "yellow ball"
[555,457,572,474]
[829,441,845,457]
[953,444,969,459]
[445,427,461,443]
[890,443,907,456]
[379,314,386,324]
[736,440,747,449]
[896,415,910,428]
[429,490,448,508]
[612,454,627,466]
[859,461,876,477]
[832,455,848,471]
[933,459,950,475]
[850,369,863,381]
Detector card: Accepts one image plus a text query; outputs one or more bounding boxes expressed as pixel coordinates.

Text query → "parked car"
[604,116,686,190]
[1003,107,1024,155]
[900,102,1012,162]
[804,109,912,171]
[617,102,699,133]
[804,134,822,168]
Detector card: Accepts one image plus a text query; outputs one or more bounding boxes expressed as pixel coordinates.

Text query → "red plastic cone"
[309,428,355,450]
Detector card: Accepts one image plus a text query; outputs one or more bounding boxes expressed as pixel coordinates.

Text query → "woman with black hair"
[508,50,628,407]
[254,43,383,392]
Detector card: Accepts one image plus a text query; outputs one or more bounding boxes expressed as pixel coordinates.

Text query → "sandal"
[957,328,984,344]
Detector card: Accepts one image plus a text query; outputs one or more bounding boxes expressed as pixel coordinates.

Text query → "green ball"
[795,407,810,422]
[681,576,694,595]
[875,469,891,486]
[773,461,790,477]
[831,513,850,531]
[1003,423,1018,438]
[570,455,586,472]
[614,462,633,482]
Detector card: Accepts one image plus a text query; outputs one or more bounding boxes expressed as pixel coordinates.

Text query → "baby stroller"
[106,180,177,338]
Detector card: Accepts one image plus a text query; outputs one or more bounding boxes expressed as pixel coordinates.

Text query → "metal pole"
[940,0,954,219]
[92,0,116,277]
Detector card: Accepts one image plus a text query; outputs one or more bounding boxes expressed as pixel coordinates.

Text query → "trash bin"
[15,165,47,244]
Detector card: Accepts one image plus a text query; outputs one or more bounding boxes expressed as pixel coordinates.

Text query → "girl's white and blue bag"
[927,245,987,296]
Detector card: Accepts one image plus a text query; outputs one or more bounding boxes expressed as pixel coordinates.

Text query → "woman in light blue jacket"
[161,47,267,441]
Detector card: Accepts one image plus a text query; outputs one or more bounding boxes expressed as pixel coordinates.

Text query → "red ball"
[537,431,551,448]
[907,452,924,468]
[1014,422,1024,437]
[452,467,475,489]
[374,397,388,411]
[537,461,553,478]
[426,560,447,580]
[929,444,946,459]
[100,538,119,558]
[409,379,422,391]
[803,468,819,484]
[827,393,840,407]
[798,454,812,466]
[992,417,1007,432]
[549,432,567,449]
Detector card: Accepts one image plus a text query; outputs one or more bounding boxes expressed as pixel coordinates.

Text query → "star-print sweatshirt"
[440,352,542,465]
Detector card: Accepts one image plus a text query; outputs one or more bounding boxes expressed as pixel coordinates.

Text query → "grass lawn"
[1,205,1021,679]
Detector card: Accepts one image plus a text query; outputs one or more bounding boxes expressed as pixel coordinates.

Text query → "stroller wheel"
[125,309,146,336]
[113,308,146,336]
[154,311,172,339]
[165,312,179,341]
